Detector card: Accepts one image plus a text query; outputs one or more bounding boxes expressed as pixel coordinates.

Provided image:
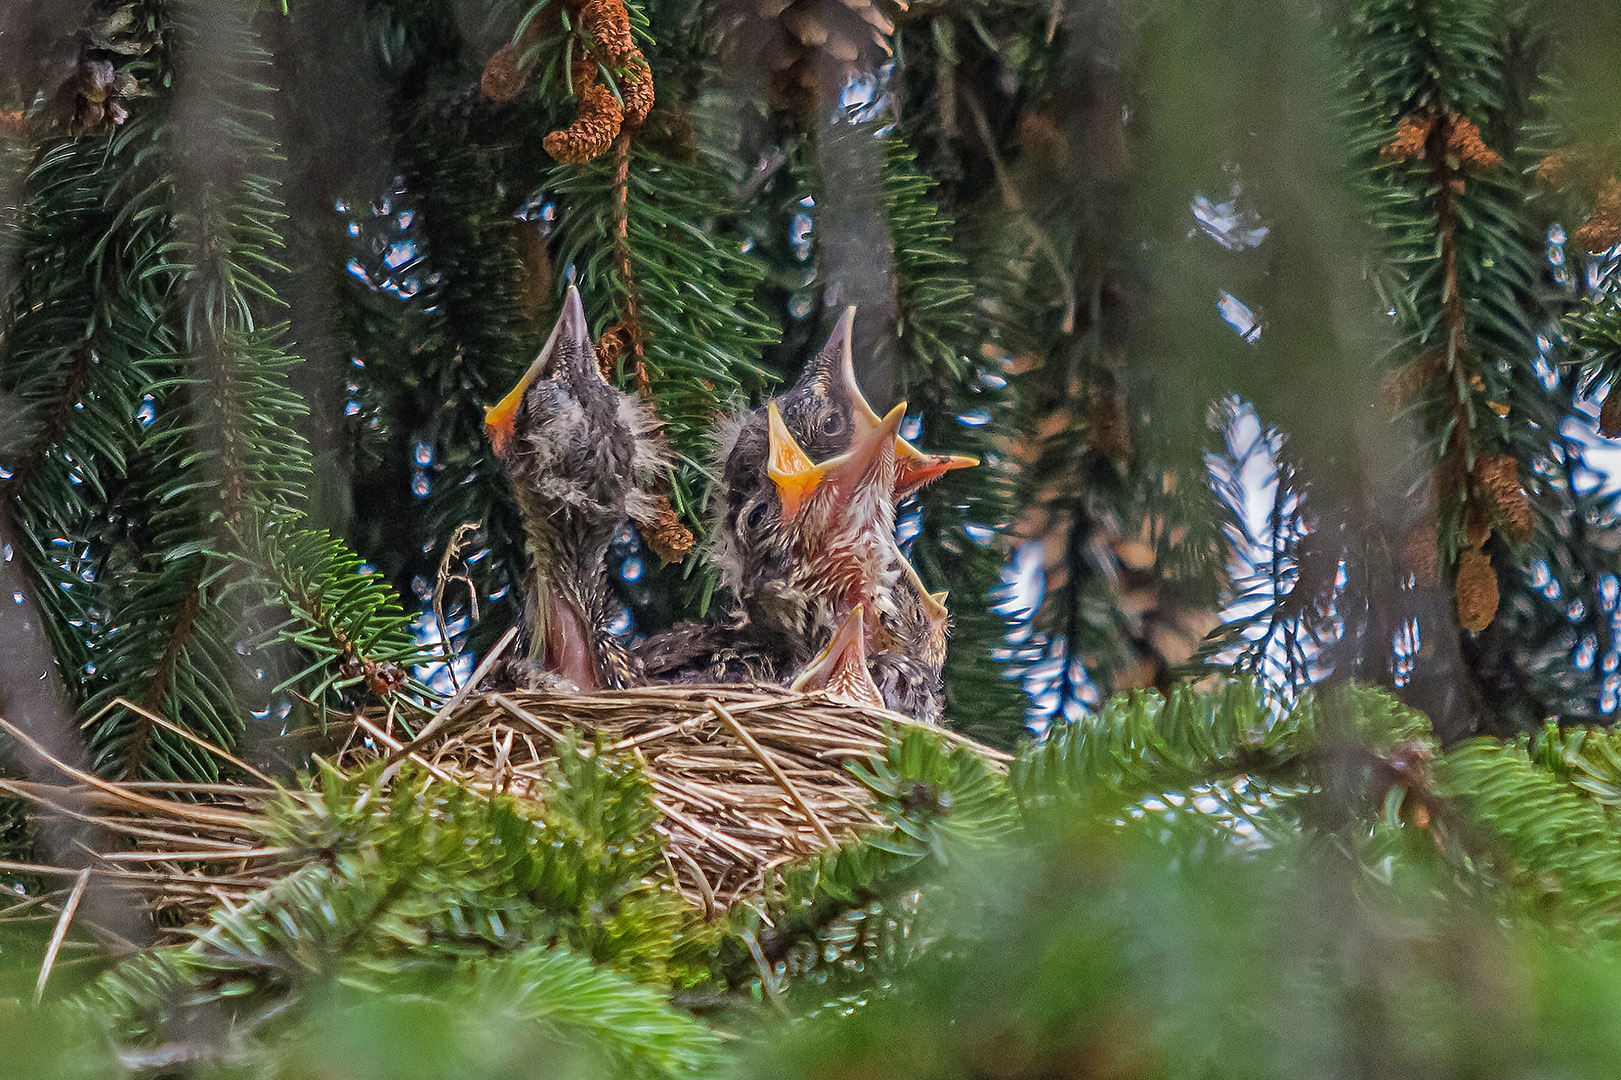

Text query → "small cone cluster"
[544,82,625,165]
[1602,383,1621,439]
[1529,146,1621,256]
[481,44,530,104]
[1380,113,1503,174]
[644,494,696,565]
[1443,450,1531,635]
[1377,352,1445,416]
[1402,518,1439,587]
[481,0,654,161]
[539,0,655,165]
[43,0,158,135]
[1574,178,1621,256]
[1473,453,1532,545]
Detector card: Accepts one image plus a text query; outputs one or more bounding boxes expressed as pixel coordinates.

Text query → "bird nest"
[332,685,1006,914]
[0,685,1009,946]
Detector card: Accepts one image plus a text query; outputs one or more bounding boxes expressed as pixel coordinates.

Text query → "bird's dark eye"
[744,501,769,533]
[823,412,845,437]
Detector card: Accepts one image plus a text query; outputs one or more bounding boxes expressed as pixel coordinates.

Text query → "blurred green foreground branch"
[5,680,1621,1077]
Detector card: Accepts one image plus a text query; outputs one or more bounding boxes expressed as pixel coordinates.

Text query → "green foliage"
[246,517,433,707]
[77,750,718,1053]
[733,806,1621,1080]
[1439,725,1621,933]
[0,3,445,782]
[728,727,1011,993]
[880,138,1025,744]
[78,945,718,1080]
[23,678,1621,1073]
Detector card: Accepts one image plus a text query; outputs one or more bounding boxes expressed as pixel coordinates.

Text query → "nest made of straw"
[0,685,1009,946]
[335,685,1008,915]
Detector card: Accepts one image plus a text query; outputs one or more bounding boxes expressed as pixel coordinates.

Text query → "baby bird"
[484,286,664,690]
[637,305,974,713]
[797,307,979,499]
[713,395,905,665]
[710,309,971,703]
[635,395,905,685]
[869,543,951,723]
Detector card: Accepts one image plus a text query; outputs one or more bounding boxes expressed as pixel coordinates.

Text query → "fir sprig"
[880,137,1026,744]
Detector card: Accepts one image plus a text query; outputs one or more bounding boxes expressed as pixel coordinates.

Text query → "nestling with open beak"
[636,304,974,722]
[788,604,885,710]
[483,285,665,691]
[775,307,979,498]
[708,307,972,651]
[637,393,908,684]
[712,393,906,664]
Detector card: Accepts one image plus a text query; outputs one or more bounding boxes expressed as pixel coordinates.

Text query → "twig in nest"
[81,697,275,786]
[35,867,89,1004]
[351,713,460,786]
[671,844,718,919]
[706,698,837,848]
[0,712,255,829]
[433,521,483,692]
[490,693,574,747]
[380,625,519,781]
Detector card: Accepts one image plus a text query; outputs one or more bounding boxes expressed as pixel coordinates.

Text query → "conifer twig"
[0,713,256,828]
[963,94,1076,333]
[380,625,518,779]
[82,697,275,786]
[432,521,483,692]
[707,697,837,848]
[35,867,90,1004]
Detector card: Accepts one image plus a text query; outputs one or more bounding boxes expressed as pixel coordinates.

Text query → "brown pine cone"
[1455,547,1499,633]
[620,64,655,127]
[482,44,529,103]
[718,0,907,108]
[1601,383,1621,439]
[544,82,624,164]
[579,0,637,65]
[1472,454,1531,544]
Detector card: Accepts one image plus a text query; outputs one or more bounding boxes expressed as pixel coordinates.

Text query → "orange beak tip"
[486,424,510,459]
[767,401,829,517]
[484,401,519,458]
[769,464,826,520]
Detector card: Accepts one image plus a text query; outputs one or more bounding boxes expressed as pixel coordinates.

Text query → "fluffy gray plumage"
[491,287,664,690]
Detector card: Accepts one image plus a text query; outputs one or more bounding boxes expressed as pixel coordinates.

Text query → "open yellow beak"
[823,401,906,510]
[768,399,906,521]
[828,308,977,496]
[895,443,979,498]
[896,552,949,623]
[767,401,830,520]
[789,604,884,709]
